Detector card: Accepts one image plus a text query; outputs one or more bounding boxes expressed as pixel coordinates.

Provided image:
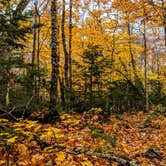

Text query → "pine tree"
[0,0,31,109]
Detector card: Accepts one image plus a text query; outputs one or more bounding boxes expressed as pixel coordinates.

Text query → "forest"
[0,0,166,165]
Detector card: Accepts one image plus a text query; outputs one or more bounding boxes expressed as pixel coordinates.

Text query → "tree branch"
[13,0,31,16]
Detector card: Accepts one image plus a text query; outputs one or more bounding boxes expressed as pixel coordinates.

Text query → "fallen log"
[134,148,163,161]
[33,135,139,166]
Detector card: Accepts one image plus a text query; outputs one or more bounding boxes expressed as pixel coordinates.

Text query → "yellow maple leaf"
[56,152,66,161]
[55,133,65,139]
[124,148,129,155]
[7,136,18,143]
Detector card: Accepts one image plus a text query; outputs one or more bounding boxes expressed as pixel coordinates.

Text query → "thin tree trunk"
[0,62,8,105]
[143,6,149,112]
[89,62,93,102]
[110,29,116,82]
[84,76,87,100]
[31,2,38,97]
[69,0,73,92]
[156,51,160,89]
[62,0,69,91]
[37,13,41,103]
[59,77,65,107]
[127,22,137,81]
[50,0,59,114]
[6,82,10,107]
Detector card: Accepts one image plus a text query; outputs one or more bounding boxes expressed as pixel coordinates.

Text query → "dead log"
[32,135,139,166]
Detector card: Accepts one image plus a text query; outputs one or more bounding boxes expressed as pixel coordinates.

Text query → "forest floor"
[0,107,166,166]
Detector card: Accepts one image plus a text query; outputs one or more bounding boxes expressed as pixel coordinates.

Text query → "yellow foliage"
[7,136,18,144]
[81,160,93,166]
[63,118,80,125]
[40,127,65,140]
[56,151,66,162]
[0,160,5,165]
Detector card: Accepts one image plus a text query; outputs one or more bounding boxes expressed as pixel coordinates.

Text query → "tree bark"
[69,0,73,92]
[31,2,38,97]
[50,0,60,115]
[61,0,69,105]
[62,0,69,90]
[89,62,93,102]
[127,22,137,81]
[143,6,149,112]
[12,0,30,18]
[37,12,41,103]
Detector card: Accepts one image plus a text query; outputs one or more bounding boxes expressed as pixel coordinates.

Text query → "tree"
[0,0,31,108]
[69,0,73,93]
[62,0,69,91]
[143,2,149,112]
[49,0,60,120]
[82,45,104,101]
[31,1,38,98]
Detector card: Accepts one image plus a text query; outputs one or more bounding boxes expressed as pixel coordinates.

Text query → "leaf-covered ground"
[0,108,166,166]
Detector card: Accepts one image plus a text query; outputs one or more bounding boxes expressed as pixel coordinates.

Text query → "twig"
[0,107,17,121]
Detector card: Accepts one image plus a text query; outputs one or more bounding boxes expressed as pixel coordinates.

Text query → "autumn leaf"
[56,151,66,161]
[7,136,18,143]
[81,160,93,166]
[0,160,5,165]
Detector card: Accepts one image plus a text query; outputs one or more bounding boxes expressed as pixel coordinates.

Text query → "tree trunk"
[127,22,137,82]
[6,82,10,107]
[31,2,38,98]
[0,49,9,106]
[143,6,149,112]
[37,13,41,103]
[89,62,93,102]
[13,0,30,15]
[50,0,60,116]
[69,0,73,92]
[61,0,69,102]
[59,77,65,107]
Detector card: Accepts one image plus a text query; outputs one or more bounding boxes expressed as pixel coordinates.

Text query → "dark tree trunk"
[89,62,93,102]
[62,0,69,88]
[0,50,10,107]
[59,77,65,107]
[49,0,60,119]
[37,13,41,103]
[127,22,137,81]
[61,0,69,102]
[69,0,73,92]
